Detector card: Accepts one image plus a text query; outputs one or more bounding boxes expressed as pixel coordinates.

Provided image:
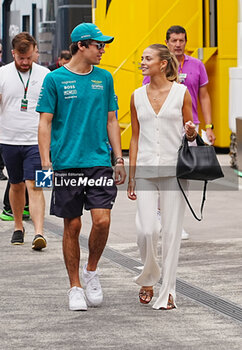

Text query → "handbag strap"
[177,178,208,221]
[182,133,205,147]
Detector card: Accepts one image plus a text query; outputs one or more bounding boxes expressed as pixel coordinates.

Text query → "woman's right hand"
[185,120,196,136]
[127,178,137,200]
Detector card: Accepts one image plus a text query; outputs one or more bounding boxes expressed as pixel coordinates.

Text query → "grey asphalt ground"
[0,155,242,350]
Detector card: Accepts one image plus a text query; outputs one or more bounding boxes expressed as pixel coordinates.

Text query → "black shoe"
[32,234,47,250]
[0,170,7,181]
[11,228,25,245]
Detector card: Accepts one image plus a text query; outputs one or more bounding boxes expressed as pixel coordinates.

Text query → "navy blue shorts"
[50,167,117,218]
[0,144,41,184]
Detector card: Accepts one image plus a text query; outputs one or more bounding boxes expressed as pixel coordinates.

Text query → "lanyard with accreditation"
[17,67,32,112]
[178,55,187,83]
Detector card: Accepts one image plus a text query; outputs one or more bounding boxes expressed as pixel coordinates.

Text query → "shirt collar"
[183,54,189,61]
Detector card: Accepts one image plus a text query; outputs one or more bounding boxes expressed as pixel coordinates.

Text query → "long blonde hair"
[148,44,179,82]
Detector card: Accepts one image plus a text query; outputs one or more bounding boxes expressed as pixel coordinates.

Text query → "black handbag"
[176,134,224,221]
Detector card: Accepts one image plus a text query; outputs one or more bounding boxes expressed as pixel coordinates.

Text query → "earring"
[161,67,164,72]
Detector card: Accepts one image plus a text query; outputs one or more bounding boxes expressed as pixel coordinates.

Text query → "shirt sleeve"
[36,73,57,114]
[107,72,119,112]
[199,61,209,87]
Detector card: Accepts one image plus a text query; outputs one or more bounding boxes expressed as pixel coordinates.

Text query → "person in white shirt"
[0,39,40,222]
[0,32,49,249]
[127,44,196,310]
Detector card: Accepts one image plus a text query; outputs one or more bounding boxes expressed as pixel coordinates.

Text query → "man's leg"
[25,180,45,235]
[87,208,111,271]
[63,217,82,288]
[0,181,30,221]
[0,144,25,227]
[0,181,14,221]
[24,188,30,215]
[63,217,87,311]
[0,151,8,181]
[9,182,25,231]
[0,151,4,171]
[3,181,11,211]
[80,208,111,307]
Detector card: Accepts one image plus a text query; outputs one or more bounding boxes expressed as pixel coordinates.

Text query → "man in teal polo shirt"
[37,23,126,311]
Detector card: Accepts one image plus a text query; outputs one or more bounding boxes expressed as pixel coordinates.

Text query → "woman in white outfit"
[127,44,196,310]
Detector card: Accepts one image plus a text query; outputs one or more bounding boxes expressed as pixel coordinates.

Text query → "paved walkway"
[0,155,241,350]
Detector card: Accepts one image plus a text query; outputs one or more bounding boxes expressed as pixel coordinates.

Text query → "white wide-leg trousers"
[134,176,188,309]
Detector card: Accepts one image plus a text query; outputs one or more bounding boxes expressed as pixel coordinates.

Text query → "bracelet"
[186,131,197,141]
[114,156,124,165]
[128,178,135,184]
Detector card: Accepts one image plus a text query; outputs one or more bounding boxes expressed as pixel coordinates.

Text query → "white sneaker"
[182,229,189,240]
[82,264,103,307]
[68,286,87,311]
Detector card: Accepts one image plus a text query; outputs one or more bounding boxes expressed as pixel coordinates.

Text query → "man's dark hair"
[60,50,72,60]
[69,40,93,55]
[166,26,187,41]
[12,32,36,53]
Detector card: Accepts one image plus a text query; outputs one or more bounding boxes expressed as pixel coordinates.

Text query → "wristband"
[114,156,124,165]
[205,124,214,130]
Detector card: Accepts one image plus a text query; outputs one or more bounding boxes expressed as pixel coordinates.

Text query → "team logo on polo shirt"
[35,169,53,188]
[91,80,103,90]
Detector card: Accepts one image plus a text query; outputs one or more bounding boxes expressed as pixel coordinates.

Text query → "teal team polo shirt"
[36,65,118,170]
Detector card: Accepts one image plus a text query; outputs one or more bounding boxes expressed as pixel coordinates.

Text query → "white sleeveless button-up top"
[134,82,187,178]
